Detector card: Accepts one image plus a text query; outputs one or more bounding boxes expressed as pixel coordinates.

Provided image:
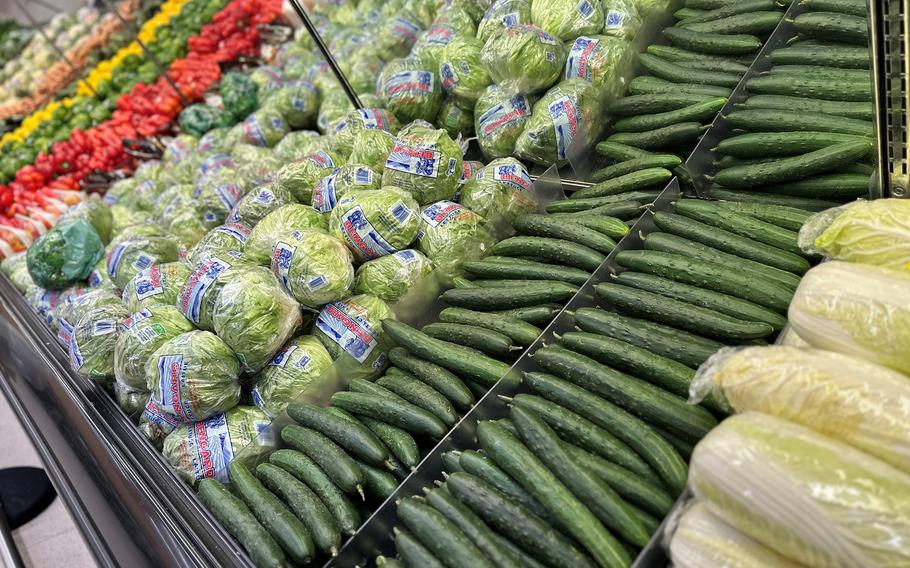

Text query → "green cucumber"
[574,307,722,368]
[646,43,752,65]
[705,187,843,211]
[683,10,782,34]
[441,450,464,473]
[332,389,448,440]
[770,44,869,68]
[487,236,605,271]
[441,282,579,310]
[607,122,707,149]
[395,528,445,568]
[767,65,870,82]
[376,556,405,568]
[381,320,512,387]
[673,57,750,75]
[523,372,689,493]
[727,108,873,136]
[571,168,672,201]
[457,449,551,520]
[398,498,496,568]
[357,460,399,501]
[571,200,644,219]
[421,322,518,357]
[546,191,662,212]
[654,426,696,460]
[287,402,389,467]
[547,213,630,239]
[595,140,653,160]
[229,462,315,566]
[675,7,707,18]
[439,307,542,347]
[358,415,421,470]
[608,92,714,116]
[197,479,286,568]
[613,99,727,133]
[801,0,866,16]
[513,214,618,253]
[452,276,477,288]
[681,0,781,24]
[280,425,364,495]
[638,53,742,87]
[765,172,870,198]
[745,76,871,102]
[350,376,407,400]
[388,347,474,412]
[674,198,802,254]
[628,76,733,97]
[793,11,868,45]
[462,258,591,285]
[377,371,460,426]
[714,140,872,188]
[663,26,762,54]
[491,304,562,326]
[685,0,728,8]
[268,449,361,536]
[589,155,682,184]
[714,131,872,157]
[472,279,572,289]
[710,201,813,231]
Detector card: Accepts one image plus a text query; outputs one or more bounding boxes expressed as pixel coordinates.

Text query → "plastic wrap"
[439,36,489,110]
[232,145,286,189]
[110,205,152,237]
[155,183,196,226]
[375,13,424,60]
[250,65,284,99]
[354,248,435,302]
[381,125,464,205]
[114,383,148,421]
[339,53,385,96]
[105,236,181,289]
[197,128,233,155]
[349,129,396,173]
[311,165,382,213]
[1,252,36,293]
[314,293,395,380]
[601,0,643,40]
[251,335,336,416]
[68,303,130,382]
[268,227,355,308]
[263,84,320,130]
[193,168,245,230]
[377,56,444,124]
[275,151,341,204]
[61,197,113,244]
[788,261,910,376]
[436,98,475,138]
[331,108,400,159]
[104,178,139,209]
[690,412,910,568]
[531,0,603,40]
[178,104,233,137]
[481,24,566,94]
[412,24,459,69]
[564,35,634,100]
[238,108,289,148]
[460,157,537,223]
[273,131,325,161]
[27,218,104,290]
[145,330,242,423]
[328,188,422,262]
[220,71,259,120]
[474,85,536,159]
[164,210,209,250]
[226,183,293,228]
[433,4,476,37]
[55,288,122,347]
[477,0,531,43]
[242,204,325,261]
[175,258,243,332]
[138,399,182,450]
[113,305,195,391]
[417,200,495,278]
[121,262,191,313]
[132,179,166,213]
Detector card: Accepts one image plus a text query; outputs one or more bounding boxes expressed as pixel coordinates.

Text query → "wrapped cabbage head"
[252,335,335,416]
[564,35,634,100]
[244,204,328,266]
[104,178,138,208]
[198,128,233,154]
[162,406,275,484]
[349,129,396,173]
[227,183,294,228]
[329,188,422,262]
[311,165,382,213]
[145,330,242,423]
[138,399,182,449]
[375,14,424,60]
[114,305,195,391]
[332,108,401,159]
[197,152,236,177]
[377,57,444,124]
[318,88,353,133]
[1,252,35,293]
[417,200,495,276]
[62,197,112,244]
[250,65,284,99]
[273,131,326,161]
[460,160,484,186]
[69,303,130,382]
[165,210,208,250]
[220,71,259,120]
[354,249,434,302]
[187,223,252,267]
[154,184,196,227]
[436,99,475,138]
[315,293,395,378]
[412,24,459,69]
[105,236,181,289]
[601,0,642,40]
[122,262,191,313]
[439,36,490,109]
[531,0,603,41]
[163,134,197,167]
[275,151,342,204]
[175,257,243,331]
[514,78,604,165]
[178,104,233,137]
[111,206,153,238]
[433,3,477,37]
[340,54,385,96]
[109,221,167,246]
[265,84,319,130]
[460,158,537,222]
[132,179,165,213]
[477,0,531,43]
[193,168,245,230]
[481,24,566,94]
[27,218,104,290]
[239,108,289,147]
[381,125,464,204]
[474,85,536,159]
[269,228,355,307]
[56,287,122,348]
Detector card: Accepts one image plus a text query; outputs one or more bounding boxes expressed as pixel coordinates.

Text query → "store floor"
[0,391,96,567]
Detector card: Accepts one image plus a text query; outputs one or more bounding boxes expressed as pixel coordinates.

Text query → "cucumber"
[613,99,727,133]
[681,0,781,24]
[675,7,707,18]
[646,44,752,65]
[547,214,630,239]
[280,425,364,495]
[663,26,762,54]
[609,92,714,116]
[350,376,408,400]
[287,402,389,467]
[376,556,405,568]
[683,10,782,34]
[513,214,618,254]
[793,11,868,45]
[473,278,575,289]
[589,156,681,187]
[446,472,595,568]
[457,450,552,520]
[523,372,689,493]
[595,140,653,160]
[358,415,420,470]
[487,236,605,271]
[574,307,722,368]
[674,198,802,254]
[652,211,810,274]
[441,450,464,473]
[745,76,871,102]
[685,0,728,8]
[452,276,477,288]
[710,201,813,231]
[331,390,448,440]
[765,172,870,198]
[607,122,707,149]
[398,498,496,568]
[255,463,341,556]
[229,462,315,566]
[463,258,591,285]
[388,347,475,412]
[628,76,733,97]
[491,304,562,326]
[506,393,659,483]
[378,371,461,426]
[424,487,524,568]
[533,346,718,440]
[706,187,843,210]
[615,269,788,330]
[546,191,662,212]
[571,168,672,201]
[801,0,866,16]
[477,421,630,567]
[441,282,579,311]
[638,53,742,88]
[654,427,696,460]
[574,200,645,219]
[439,307,542,347]
[673,57,750,75]
[268,449,361,536]
[714,140,872,188]
[770,44,869,68]
[197,479,286,568]
[422,322,518,357]
[395,527,445,568]
[382,320,512,386]
[714,131,873,157]
[767,66,870,82]
[357,460,399,500]
[615,249,795,312]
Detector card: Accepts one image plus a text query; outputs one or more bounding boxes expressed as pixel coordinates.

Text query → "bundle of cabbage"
[377,56,444,124]
[314,294,396,379]
[226,183,293,228]
[331,108,400,158]
[311,165,382,213]
[114,305,195,391]
[417,200,495,277]
[481,24,566,94]
[275,151,342,204]
[382,124,464,204]
[474,86,536,159]
[460,157,538,222]
[354,249,435,302]
[328,188,422,262]
[56,288,122,347]
[252,335,335,416]
[69,303,130,382]
[243,204,328,266]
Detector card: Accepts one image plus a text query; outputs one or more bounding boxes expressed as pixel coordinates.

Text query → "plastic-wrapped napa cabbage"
[329,188,422,262]
[564,35,634,100]
[238,108,289,147]
[273,131,326,161]
[220,71,259,120]
[311,165,382,213]
[61,197,113,244]
[68,303,130,382]
[692,345,910,472]
[690,412,910,568]
[2,253,36,294]
[417,200,495,277]
[798,199,910,270]
[243,204,328,266]
[269,227,355,308]
[377,57,444,124]
[275,151,342,204]
[27,219,104,290]
[226,183,294,228]
[375,13,424,59]
[252,335,336,416]
[439,37,490,109]
[531,0,604,41]
[354,249,434,302]
[186,224,252,267]
[105,236,181,289]
[436,99,475,138]
[56,288,122,347]
[601,0,643,40]
[331,108,401,159]
[145,330,241,423]
[264,84,320,130]
[113,305,195,391]
[315,294,396,378]
[162,406,275,484]
[474,85,536,159]
[515,78,605,165]
[460,158,537,222]
[194,169,245,230]
[122,262,191,313]
[481,24,566,94]
[477,0,531,43]
[349,129,396,173]
[381,125,464,204]
[213,267,301,373]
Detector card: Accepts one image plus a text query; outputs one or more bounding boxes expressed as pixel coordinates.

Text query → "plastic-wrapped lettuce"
[474,85,535,159]
[163,134,197,166]
[61,197,112,244]
[601,0,642,40]
[693,345,910,472]
[2,252,35,293]
[68,303,130,382]
[132,179,166,213]
[402,0,439,27]
[28,288,65,329]
[243,204,328,265]
[460,160,484,186]
[332,108,401,159]
[354,249,434,302]
[460,158,537,222]
[186,224,251,267]
[315,294,395,378]
[178,104,233,137]
[119,259,186,309]
[433,3,477,37]
[413,24,460,69]
[213,267,301,373]
[273,131,326,162]
[109,222,167,246]
[155,184,197,225]
[106,236,181,289]
[564,35,634,100]
[318,89,353,134]
[226,183,293,228]
[788,261,910,377]
[264,84,320,130]
[417,200,495,276]
[339,53,385,96]
[134,160,164,184]
[515,78,604,165]
[636,0,672,18]
[439,37,490,109]
[375,13,424,59]
[349,129,396,173]
[531,0,603,41]
[165,209,209,250]
[114,383,148,420]
[481,24,565,94]
[311,165,381,213]
[269,227,355,307]
[56,288,122,347]
[275,151,342,204]
[234,147,285,189]
[798,199,910,270]
[477,0,531,43]
[436,98,475,138]
[114,305,195,391]
[27,219,104,290]
[690,412,910,568]
[239,108,289,147]
[220,71,259,120]
[197,128,232,154]
[162,405,274,484]
[252,335,335,416]
[193,168,245,230]
[329,188,422,262]
[382,125,464,204]
[145,330,241,423]
[104,178,138,208]
[250,65,284,99]
[175,257,242,331]
[197,152,236,177]
[377,57,444,124]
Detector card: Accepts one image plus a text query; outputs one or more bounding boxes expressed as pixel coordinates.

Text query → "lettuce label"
[155,353,195,421]
[178,257,231,323]
[549,96,580,161]
[338,204,396,259]
[386,143,442,178]
[384,70,435,97]
[421,200,465,227]
[316,301,379,363]
[477,95,531,138]
[186,412,233,482]
[566,36,599,80]
[271,241,296,293]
